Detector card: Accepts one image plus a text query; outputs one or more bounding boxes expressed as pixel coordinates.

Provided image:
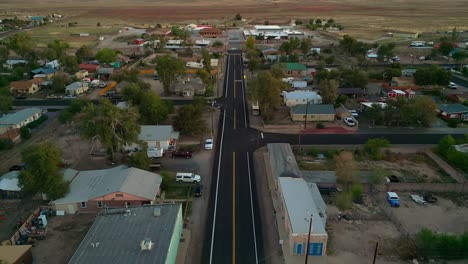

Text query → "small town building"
[79,63,100,73]
[438,104,468,121]
[31,66,56,79]
[0,108,43,129]
[278,63,307,76]
[199,27,223,38]
[391,77,415,87]
[337,88,368,98]
[96,67,114,80]
[252,101,260,116]
[133,38,147,46]
[261,47,280,62]
[278,177,328,256]
[137,125,179,151]
[9,78,44,95]
[68,204,183,264]
[75,69,89,79]
[405,89,416,98]
[173,77,205,96]
[282,91,322,107]
[0,245,33,264]
[0,171,21,199]
[290,104,335,122]
[387,89,407,99]
[3,59,28,69]
[65,82,89,96]
[52,165,163,214]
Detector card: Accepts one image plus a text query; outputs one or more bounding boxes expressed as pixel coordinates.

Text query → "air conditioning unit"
[140,239,154,251]
[153,207,161,217]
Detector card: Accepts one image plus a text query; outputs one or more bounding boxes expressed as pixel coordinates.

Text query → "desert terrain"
[1,0,468,39]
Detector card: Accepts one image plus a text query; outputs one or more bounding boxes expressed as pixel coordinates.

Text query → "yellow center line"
[233,110,237,129]
[232,152,236,264]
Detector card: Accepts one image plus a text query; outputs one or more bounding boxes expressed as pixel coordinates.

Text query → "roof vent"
[140,238,154,251]
[153,207,161,217]
[286,156,293,162]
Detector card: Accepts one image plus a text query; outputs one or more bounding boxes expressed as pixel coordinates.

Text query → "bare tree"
[335,151,358,191]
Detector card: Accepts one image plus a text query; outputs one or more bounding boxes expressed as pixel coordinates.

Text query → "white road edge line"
[247,152,259,264]
[209,110,226,264]
[225,54,230,99]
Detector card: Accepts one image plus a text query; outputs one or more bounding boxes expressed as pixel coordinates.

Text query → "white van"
[186,62,203,69]
[176,172,201,183]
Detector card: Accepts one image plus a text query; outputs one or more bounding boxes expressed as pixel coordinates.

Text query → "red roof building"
[79,64,100,73]
[133,38,147,46]
[199,28,223,38]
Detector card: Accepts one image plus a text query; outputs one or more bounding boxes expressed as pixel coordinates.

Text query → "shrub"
[364,138,390,160]
[26,115,48,129]
[20,127,31,140]
[0,138,13,151]
[416,228,468,259]
[335,192,352,211]
[316,122,325,129]
[350,184,363,203]
[308,147,319,157]
[58,110,73,124]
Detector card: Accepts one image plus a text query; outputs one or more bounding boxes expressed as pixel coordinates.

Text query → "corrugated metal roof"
[0,108,42,126]
[53,165,162,204]
[267,143,301,179]
[283,91,321,101]
[139,125,179,142]
[69,204,181,264]
[438,103,468,114]
[279,177,327,235]
[0,171,21,191]
[290,104,335,115]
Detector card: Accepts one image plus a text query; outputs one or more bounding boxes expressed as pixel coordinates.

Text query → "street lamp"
[304,213,313,263]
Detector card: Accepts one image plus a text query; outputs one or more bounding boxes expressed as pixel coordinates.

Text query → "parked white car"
[344,117,356,127]
[205,138,213,150]
[448,82,458,89]
[176,172,201,183]
[350,110,359,119]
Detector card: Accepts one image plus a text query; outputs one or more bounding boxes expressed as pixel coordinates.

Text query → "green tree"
[368,167,389,192]
[122,83,144,104]
[414,65,451,86]
[128,144,150,170]
[248,71,284,120]
[173,102,207,135]
[76,45,93,61]
[270,64,284,79]
[139,92,169,124]
[7,32,34,57]
[364,138,390,160]
[377,42,396,61]
[18,143,69,200]
[111,68,140,83]
[61,55,79,73]
[155,55,185,95]
[409,96,438,127]
[245,36,256,50]
[335,151,358,191]
[96,48,117,64]
[46,39,70,61]
[438,135,456,156]
[0,45,8,64]
[171,26,191,40]
[81,99,140,160]
[317,79,338,104]
[340,68,368,89]
[0,87,13,114]
[324,55,335,64]
[366,103,384,127]
[235,14,242,20]
[438,40,455,56]
[339,35,369,56]
[51,73,70,93]
[300,38,312,55]
[197,69,212,89]
[201,48,211,71]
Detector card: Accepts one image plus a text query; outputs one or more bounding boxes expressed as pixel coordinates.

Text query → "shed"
[0,171,21,199]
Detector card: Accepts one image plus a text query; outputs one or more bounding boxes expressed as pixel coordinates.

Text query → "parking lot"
[381,192,468,235]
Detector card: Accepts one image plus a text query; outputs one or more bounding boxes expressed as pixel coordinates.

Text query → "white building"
[243,25,304,40]
[65,82,89,96]
[0,108,43,129]
[282,91,322,107]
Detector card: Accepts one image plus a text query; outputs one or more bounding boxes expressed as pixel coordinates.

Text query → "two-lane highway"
[203,51,263,264]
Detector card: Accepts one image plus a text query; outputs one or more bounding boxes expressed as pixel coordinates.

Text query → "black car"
[9,164,26,171]
[194,184,203,197]
[15,95,27,100]
[171,151,193,159]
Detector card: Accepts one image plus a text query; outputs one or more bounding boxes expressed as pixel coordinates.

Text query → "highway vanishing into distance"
[202,50,468,264]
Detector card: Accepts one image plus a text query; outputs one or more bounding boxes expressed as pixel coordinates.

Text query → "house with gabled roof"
[52,165,163,214]
[10,78,44,95]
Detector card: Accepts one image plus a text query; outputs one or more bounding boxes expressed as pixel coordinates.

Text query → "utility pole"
[211,100,215,138]
[304,99,309,129]
[372,242,378,264]
[304,214,312,264]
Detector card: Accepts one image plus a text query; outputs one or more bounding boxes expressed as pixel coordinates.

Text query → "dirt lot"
[31,214,95,264]
[379,192,468,235]
[326,201,403,264]
[1,0,468,40]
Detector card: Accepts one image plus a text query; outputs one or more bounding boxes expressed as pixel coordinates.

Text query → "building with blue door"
[278,177,328,256]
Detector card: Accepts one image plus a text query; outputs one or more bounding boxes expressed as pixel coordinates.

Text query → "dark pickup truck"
[171,151,193,159]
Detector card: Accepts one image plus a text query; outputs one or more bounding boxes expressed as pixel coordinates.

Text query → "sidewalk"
[424,150,466,183]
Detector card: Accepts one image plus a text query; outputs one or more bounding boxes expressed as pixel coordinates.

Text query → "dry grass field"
[1,0,468,39]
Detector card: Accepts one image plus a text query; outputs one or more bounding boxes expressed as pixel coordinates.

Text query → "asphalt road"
[203,51,263,264]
